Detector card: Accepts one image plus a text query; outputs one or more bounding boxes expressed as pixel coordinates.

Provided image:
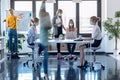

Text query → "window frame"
[77,0,101,37]
[11,0,101,37]
[0,0,1,35]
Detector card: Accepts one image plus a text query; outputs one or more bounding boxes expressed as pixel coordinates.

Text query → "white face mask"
[90,21,94,25]
[34,23,39,26]
[69,23,73,27]
[58,13,62,16]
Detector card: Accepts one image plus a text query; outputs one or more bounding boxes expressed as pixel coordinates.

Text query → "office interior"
[0,0,120,80]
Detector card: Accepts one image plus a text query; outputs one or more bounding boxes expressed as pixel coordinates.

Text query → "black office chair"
[90,39,105,71]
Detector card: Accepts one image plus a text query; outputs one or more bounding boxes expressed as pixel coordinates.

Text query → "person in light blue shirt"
[27,17,45,55]
[39,0,52,79]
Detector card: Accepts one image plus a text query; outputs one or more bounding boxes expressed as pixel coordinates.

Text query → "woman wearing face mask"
[27,18,45,56]
[77,16,102,69]
[65,19,77,60]
[52,9,66,59]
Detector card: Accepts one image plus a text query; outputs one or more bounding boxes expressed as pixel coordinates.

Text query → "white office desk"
[35,39,91,44]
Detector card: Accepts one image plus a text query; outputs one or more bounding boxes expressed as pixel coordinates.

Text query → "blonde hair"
[56,9,63,15]
[90,16,100,23]
[9,8,14,11]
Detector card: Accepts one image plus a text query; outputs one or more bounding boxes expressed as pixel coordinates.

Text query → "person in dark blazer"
[52,9,66,59]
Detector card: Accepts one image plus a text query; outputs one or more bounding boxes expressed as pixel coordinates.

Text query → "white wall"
[101,0,120,53]
[1,0,10,53]
[1,0,10,36]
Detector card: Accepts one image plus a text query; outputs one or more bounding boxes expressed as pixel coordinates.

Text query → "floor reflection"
[55,60,61,80]
[1,55,120,80]
[65,61,78,80]
[7,59,19,80]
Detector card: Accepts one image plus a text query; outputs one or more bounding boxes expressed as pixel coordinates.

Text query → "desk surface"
[35,39,91,44]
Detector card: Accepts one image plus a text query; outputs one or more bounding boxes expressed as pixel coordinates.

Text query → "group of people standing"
[6,0,102,79]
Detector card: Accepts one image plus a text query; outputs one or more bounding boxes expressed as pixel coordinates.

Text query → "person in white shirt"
[66,19,77,60]
[78,16,102,68]
[52,9,66,59]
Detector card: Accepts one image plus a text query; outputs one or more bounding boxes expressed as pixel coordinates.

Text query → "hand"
[18,13,24,20]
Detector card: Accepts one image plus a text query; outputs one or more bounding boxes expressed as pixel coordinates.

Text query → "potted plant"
[6,34,25,53]
[103,11,120,54]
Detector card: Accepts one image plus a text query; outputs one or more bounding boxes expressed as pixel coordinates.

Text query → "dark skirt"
[54,26,63,38]
[85,39,102,48]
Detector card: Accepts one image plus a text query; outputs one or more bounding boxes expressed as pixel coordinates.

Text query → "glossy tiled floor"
[0,54,120,80]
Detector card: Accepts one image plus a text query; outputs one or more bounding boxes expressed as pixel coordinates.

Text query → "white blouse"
[56,17,62,27]
[92,25,102,40]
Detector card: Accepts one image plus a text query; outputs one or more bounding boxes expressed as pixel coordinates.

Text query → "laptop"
[65,31,77,39]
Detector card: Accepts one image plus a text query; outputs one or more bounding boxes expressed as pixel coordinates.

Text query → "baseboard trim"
[48,51,114,55]
[6,51,114,56]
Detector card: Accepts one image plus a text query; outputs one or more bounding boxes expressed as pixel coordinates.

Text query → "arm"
[62,25,66,31]
[27,28,36,44]
[81,38,93,40]
[52,17,58,27]
[39,0,46,14]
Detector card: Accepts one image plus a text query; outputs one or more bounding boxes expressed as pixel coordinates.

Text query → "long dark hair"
[68,19,74,28]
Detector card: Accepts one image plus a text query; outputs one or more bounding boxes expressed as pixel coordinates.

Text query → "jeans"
[43,47,48,74]
[67,43,76,54]
[38,43,48,74]
[8,29,18,53]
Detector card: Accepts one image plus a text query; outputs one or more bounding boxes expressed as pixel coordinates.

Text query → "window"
[79,1,97,34]
[15,1,32,11]
[14,1,32,32]
[58,1,76,33]
[13,0,98,34]
[36,1,54,20]
[36,1,54,33]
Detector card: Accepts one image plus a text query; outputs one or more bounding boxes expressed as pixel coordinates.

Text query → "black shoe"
[69,56,74,60]
[74,57,77,61]
[77,65,87,70]
[83,61,88,67]
[11,53,20,59]
[57,56,64,60]
[77,61,88,69]
[16,55,20,59]
[77,65,84,68]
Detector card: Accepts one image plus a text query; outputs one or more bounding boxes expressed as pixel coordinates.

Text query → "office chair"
[23,45,43,70]
[23,44,43,80]
[90,39,105,71]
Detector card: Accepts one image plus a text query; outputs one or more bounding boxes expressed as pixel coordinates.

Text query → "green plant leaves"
[115,11,120,18]
[103,11,120,50]
[103,17,120,40]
